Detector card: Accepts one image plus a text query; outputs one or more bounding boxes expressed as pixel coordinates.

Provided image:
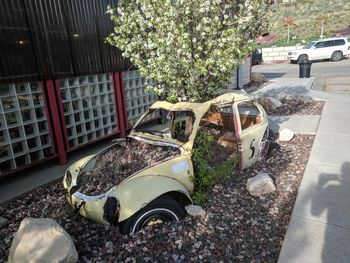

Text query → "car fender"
[63,154,95,190]
[110,175,192,222]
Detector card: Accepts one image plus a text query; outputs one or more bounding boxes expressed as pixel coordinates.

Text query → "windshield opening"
[304,41,316,49]
[134,109,195,143]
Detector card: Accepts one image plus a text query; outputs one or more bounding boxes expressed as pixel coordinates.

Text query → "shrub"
[190,130,239,205]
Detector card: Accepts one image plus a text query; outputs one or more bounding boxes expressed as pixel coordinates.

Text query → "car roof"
[316,37,347,42]
[150,91,251,114]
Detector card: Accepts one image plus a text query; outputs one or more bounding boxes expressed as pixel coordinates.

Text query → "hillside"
[268,0,350,41]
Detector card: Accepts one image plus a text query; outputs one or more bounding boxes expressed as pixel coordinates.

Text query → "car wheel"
[331,51,343,62]
[290,60,297,64]
[297,55,308,63]
[119,197,186,235]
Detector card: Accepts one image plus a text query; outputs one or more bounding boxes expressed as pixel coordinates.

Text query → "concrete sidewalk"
[268,115,320,135]
[257,77,350,263]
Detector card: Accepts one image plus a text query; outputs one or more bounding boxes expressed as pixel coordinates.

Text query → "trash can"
[298,59,312,78]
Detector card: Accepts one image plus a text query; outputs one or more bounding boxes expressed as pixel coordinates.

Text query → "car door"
[234,100,266,169]
[323,40,335,59]
[312,41,333,59]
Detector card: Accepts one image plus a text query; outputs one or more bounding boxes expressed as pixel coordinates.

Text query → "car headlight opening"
[65,170,72,186]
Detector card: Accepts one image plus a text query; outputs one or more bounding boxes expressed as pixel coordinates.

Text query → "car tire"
[290,60,297,64]
[297,55,308,63]
[119,197,186,235]
[331,51,343,62]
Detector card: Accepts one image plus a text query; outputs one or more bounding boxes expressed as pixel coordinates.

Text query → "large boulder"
[247,173,276,197]
[251,73,267,87]
[8,218,78,263]
[279,128,295,142]
[256,97,282,112]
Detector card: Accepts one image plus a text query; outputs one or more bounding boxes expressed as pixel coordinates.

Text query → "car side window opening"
[134,109,195,143]
[334,39,345,46]
[237,101,262,131]
[198,104,237,152]
[304,41,316,49]
[324,41,334,47]
[315,42,325,48]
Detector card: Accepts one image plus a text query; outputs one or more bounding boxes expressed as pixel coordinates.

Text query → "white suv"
[287,37,350,63]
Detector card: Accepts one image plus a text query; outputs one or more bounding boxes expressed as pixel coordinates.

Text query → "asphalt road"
[253,59,350,81]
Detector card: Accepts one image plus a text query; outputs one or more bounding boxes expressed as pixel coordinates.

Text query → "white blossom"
[106,0,270,102]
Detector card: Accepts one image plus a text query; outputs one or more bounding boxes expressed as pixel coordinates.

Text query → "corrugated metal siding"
[0,0,131,84]
[0,0,39,81]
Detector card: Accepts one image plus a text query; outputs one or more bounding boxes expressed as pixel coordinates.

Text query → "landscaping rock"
[279,128,295,142]
[266,99,324,116]
[247,173,276,196]
[8,217,78,263]
[185,205,206,218]
[0,217,9,229]
[282,95,313,103]
[251,73,267,86]
[256,97,282,112]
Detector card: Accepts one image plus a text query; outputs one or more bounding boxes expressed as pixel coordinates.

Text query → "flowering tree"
[107,0,270,102]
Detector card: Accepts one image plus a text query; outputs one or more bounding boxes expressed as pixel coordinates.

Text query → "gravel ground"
[0,134,314,262]
[267,99,325,116]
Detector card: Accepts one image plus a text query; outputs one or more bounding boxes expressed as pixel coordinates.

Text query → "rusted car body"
[63,91,269,234]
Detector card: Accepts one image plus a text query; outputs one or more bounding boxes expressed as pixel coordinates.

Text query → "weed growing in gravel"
[190,131,238,205]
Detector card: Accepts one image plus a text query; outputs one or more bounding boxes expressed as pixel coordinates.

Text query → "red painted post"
[119,72,128,130]
[113,72,127,137]
[54,80,70,151]
[45,80,67,164]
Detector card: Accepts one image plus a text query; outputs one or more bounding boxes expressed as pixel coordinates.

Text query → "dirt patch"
[78,138,181,196]
[0,134,314,262]
[267,99,325,116]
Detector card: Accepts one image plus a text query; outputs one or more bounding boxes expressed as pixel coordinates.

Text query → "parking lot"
[253,59,350,82]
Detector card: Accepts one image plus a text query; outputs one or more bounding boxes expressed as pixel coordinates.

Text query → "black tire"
[297,54,308,63]
[290,60,297,64]
[119,197,186,235]
[331,51,343,62]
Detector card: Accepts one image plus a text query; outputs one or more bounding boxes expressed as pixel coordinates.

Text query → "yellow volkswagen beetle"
[63,91,269,234]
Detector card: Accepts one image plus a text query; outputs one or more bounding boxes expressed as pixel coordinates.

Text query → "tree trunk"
[287,25,290,44]
[320,23,324,39]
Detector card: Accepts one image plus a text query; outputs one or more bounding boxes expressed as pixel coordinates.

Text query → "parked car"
[63,91,269,234]
[287,37,350,63]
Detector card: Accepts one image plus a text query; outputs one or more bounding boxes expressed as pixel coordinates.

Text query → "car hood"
[290,48,307,53]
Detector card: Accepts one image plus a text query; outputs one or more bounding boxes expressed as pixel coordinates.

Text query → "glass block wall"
[122,70,158,127]
[0,82,54,174]
[58,73,118,149]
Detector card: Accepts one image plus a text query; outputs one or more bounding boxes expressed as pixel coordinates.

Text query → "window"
[315,42,325,48]
[198,105,237,152]
[237,101,262,130]
[324,41,334,47]
[334,39,345,46]
[304,41,316,49]
[134,109,195,143]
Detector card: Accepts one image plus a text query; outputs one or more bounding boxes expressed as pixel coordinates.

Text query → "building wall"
[0,0,130,84]
[262,45,304,62]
